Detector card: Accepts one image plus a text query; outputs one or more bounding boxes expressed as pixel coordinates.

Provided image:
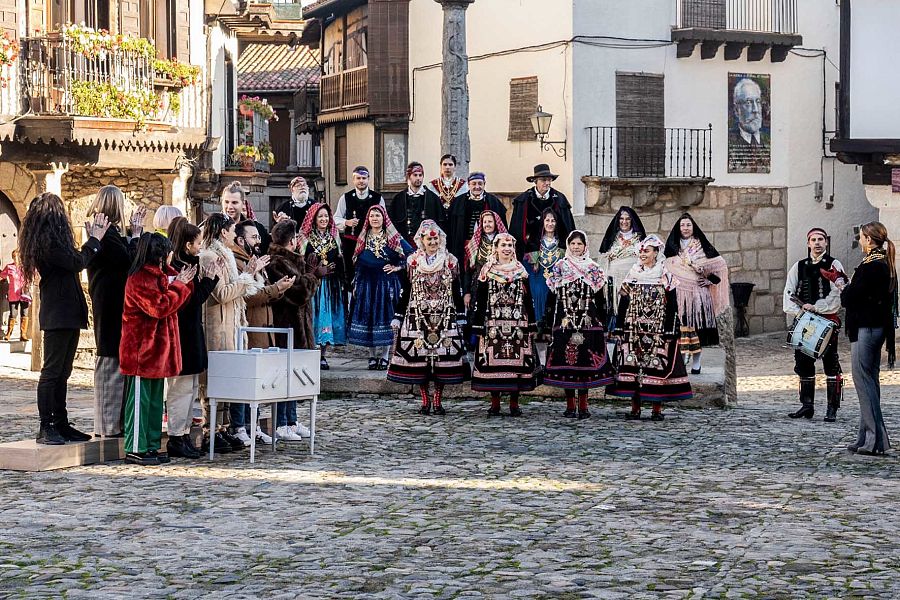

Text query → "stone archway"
[0,162,37,223]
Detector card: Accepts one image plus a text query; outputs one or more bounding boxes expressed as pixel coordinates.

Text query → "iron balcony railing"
[20,33,154,116]
[587,125,713,179]
[675,0,798,34]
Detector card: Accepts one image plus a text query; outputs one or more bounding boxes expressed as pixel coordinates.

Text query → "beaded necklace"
[559,279,591,346]
[409,267,454,355]
[366,230,388,259]
[310,229,337,267]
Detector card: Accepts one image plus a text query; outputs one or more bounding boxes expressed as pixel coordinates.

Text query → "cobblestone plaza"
[1,334,898,599]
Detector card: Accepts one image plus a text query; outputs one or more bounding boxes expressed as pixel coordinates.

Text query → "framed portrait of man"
[728,73,771,174]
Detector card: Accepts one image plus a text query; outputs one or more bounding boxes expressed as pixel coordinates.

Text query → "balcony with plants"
[17,23,205,132]
[224,95,278,174]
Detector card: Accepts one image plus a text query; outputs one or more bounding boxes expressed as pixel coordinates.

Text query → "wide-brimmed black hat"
[526,163,559,182]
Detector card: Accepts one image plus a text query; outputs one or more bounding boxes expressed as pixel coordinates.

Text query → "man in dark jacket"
[389,162,440,244]
[509,164,576,258]
[334,166,385,286]
[274,176,316,227]
[221,181,272,254]
[447,171,508,262]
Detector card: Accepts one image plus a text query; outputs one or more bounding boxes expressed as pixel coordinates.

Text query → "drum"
[787,311,836,359]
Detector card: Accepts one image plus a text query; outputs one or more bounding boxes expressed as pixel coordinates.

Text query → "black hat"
[526,163,558,182]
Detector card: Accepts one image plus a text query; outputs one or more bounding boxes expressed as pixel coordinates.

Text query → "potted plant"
[232,145,260,172]
[238,95,277,121]
[257,141,275,166]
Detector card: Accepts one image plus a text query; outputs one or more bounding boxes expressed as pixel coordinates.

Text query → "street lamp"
[313,176,327,204]
[530,105,566,160]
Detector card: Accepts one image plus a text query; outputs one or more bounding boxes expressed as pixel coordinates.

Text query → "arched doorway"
[0,190,20,330]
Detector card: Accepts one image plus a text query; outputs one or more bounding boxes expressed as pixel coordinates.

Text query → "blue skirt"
[313,275,347,346]
[525,262,550,325]
[349,266,401,347]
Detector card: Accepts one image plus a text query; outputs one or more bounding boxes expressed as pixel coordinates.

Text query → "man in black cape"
[388,161,441,244]
[447,171,507,262]
[509,164,576,258]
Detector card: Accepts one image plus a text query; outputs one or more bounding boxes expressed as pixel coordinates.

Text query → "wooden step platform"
[0,437,126,472]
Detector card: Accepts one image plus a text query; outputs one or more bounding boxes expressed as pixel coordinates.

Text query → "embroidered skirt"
[544,325,615,389]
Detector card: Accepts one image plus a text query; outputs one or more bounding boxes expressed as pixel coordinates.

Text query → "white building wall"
[407,0,573,198]
[571,0,874,270]
[208,24,240,175]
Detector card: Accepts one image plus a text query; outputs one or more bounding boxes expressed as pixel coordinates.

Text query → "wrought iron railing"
[675,0,798,34]
[320,66,368,112]
[587,125,713,179]
[20,33,154,116]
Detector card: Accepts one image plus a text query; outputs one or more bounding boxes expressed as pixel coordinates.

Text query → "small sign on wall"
[892,168,900,193]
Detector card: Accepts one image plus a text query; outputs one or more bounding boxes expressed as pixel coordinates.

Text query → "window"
[615,72,665,177]
[679,0,725,29]
[224,53,236,157]
[335,124,348,185]
[49,0,109,31]
[508,76,539,142]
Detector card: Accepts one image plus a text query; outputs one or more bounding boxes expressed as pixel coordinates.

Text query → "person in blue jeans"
[836,221,896,456]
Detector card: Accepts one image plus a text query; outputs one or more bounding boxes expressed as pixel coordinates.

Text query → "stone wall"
[580,185,787,335]
[61,167,166,229]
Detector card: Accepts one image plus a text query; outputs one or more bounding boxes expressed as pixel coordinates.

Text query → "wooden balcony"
[318,66,368,125]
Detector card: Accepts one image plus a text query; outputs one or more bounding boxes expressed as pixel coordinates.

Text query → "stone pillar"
[287,110,298,172]
[716,310,738,407]
[435,0,474,178]
[28,162,69,371]
[157,165,193,220]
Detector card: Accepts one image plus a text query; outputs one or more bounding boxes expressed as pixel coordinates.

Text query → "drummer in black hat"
[509,164,576,258]
[783,227,846,422]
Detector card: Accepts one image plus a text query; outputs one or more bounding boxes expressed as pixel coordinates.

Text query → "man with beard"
[783,227,845,422]
[275,176,316,226]
[509,164,576,258]
[227,220,294,446]
[448,171,507,263]
[334,166,385,286]
[728,77,770,172]
[221,182,272,254]
[389,161,440,244]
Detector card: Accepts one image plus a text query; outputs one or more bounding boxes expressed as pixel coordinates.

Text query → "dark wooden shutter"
[615,72,665,178]
[174,0,191,61]
[508,76,538,141]
[0,0,17,38]
[335,124,348,185]
[679,0,725,28]
[368,0,410,118]
[119,0,141,36]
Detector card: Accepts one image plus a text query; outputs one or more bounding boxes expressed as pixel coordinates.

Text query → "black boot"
[824,376,842,423]
[36,422,66,445]
[55,420,92,442]
[788,377,815,419]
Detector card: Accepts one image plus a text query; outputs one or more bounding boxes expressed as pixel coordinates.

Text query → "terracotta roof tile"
[238,43,321,92]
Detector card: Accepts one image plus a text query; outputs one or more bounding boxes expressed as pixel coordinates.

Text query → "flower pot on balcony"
[239,156,255,172]
[239,104,254,117]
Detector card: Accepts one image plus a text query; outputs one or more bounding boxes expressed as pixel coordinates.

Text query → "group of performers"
[311,159,734,419]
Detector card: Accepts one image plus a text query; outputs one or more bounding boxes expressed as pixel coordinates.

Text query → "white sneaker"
[256,428,273,444]
[232,427,252,447]
[291,423,310,438]
[276,425,302,441]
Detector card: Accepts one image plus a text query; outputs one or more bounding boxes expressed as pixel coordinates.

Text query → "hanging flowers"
[238,95,278,121]
[153,58,201,87]
[59,23,156,59]
[0,32,19,88]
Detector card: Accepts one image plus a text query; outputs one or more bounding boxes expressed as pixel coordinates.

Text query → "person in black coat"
[837,221,896,456]
[447,171,508,263]
[164,218,219,458]
[509,164,576,258]
[86,186,145,438]
[388,162,441,244]
[274,176,316,227]
[18,192,111,445]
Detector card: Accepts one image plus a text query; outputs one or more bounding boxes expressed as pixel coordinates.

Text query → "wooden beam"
[700,40,721,60]
[747,44,768,61]
[724,42,746,61]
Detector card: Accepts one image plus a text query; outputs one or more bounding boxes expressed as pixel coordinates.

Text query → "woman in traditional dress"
[839,221,895,456]
[348,205,413,370]
[663,213,730,374]
[523,208,566,341]
[543,230,615,419]
[471,232,541,416]
[388,220,468,415]
[598,206,645,294]
[298,202,347,370]
[462,210,507,349]
[608,234,692,420]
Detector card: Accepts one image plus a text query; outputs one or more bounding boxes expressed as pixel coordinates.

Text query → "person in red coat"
[120,233,193,466]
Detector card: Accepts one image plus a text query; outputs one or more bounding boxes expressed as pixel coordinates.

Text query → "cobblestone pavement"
[2,333,900,599]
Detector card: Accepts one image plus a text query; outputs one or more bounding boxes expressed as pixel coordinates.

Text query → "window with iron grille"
[508,76,539,142]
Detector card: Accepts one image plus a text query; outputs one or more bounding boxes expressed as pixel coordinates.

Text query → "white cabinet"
[207,349,321,401]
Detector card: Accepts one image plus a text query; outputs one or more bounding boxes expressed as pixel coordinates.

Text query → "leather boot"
[20,317,29,341]
[788,377,815,419]
[2,317,14,341]
[36,422,65,445]
[824,375,842,423]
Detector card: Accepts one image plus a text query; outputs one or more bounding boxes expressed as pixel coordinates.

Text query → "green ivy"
[71,81,162,129]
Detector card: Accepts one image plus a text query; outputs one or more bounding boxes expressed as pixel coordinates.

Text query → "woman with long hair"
[348,205,412,370]
[471,232,541,416]
[838,221,896,456]
[18,192,110,444]
[523,208,566,341]
[120,232,194,465]
[298,202,347,369]
[543,231,615,419]
[663,213,730,374]
[86,185,146,438]
[164,217,219,459]
[199,212,264,452]
[387,220,468,415]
